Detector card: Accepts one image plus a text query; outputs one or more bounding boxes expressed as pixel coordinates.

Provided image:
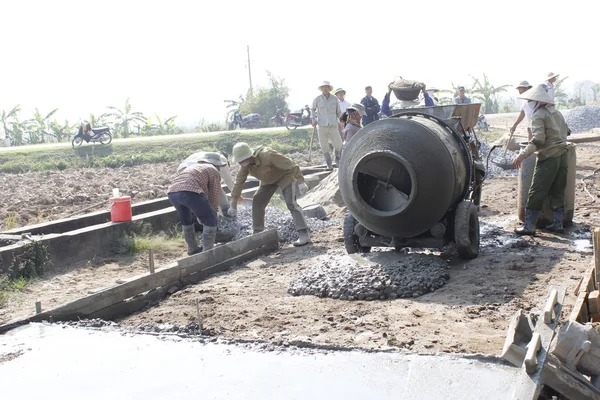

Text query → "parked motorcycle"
[475,114,489,132]
[72,122,112,147]
[268,108,285,127]
[285,105,311,130]
[229,111,262,130]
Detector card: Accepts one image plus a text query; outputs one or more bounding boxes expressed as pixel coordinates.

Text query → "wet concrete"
[0,324,518,399]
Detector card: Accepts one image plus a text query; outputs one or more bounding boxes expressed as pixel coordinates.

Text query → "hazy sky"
[1,0,598,126]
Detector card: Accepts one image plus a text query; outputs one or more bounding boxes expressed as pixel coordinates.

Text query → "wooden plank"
[179,229,278,275]
[594,228,600,289]
[569,264,596,322]
[28,264,181,321]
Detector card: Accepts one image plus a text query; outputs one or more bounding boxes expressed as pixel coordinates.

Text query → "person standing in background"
[509,81,534,139]
[361,86,380,125]
[544,72,559,100]
[312,81,343,170]
[454,86,472,104]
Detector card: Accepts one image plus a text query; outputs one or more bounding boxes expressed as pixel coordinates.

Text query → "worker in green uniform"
[513,84,569,235]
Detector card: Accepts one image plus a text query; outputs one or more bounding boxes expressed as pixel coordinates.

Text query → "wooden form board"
[0,229,279,334]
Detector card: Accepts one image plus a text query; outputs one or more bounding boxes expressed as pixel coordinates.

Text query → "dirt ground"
[0,153,314,231]
[1,139,599,356]
[117,142,600,355]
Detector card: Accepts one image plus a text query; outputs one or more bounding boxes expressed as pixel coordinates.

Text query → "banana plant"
[27,108,58,143]
[101,98,146,138]
[155,114,177,135]
[470,74,510,114]
[1,105,21,144]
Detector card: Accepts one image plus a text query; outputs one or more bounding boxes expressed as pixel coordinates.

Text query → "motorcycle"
[475,114,489,132]
[72,122,112,147]
[268,108,285,127]
[285,105,311,130]
[229,111,262,130]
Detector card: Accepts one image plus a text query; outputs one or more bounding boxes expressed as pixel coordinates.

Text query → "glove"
[298,183,309,196]
[227,206,237,218]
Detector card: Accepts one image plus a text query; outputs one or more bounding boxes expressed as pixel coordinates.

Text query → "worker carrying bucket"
[227,142,310,247]
[513,84,570,236]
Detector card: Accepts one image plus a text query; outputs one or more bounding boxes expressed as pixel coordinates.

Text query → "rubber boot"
[515,210,539,236]
[183,224,202,255]
[202,225,217,251]
[323,152,333,171]
[545,208,564,233]
[334,150,341,167]
[293,229,310,247]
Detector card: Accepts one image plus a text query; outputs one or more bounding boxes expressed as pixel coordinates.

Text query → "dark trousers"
[168,191,217,227]
[526,152,568,211]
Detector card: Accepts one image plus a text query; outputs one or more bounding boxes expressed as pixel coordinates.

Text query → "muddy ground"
[1,136,600,356]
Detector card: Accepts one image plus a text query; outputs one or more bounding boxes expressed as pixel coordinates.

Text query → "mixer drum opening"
[354,153,414,215]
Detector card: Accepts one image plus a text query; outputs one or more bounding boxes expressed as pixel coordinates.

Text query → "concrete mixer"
[339,104,485,259]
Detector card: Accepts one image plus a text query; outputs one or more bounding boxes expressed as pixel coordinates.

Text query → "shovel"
[308,125,317,162]
[491,129,517,170]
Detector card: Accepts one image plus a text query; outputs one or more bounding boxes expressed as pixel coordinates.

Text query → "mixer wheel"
[343,212,371,254]
[454,202,480,260]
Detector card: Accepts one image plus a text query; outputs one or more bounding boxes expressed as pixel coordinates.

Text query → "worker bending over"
[513,84,569,235]
[167,162,222,255]
[227,142,310,246]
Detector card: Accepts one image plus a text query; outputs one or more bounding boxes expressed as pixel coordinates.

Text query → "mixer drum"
[339,116,470,239]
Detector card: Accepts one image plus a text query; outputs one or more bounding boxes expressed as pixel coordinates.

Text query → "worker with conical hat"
[544,72,559,100]
[510,80,534,139]
[227,142,311,246]
[513,84,570,236]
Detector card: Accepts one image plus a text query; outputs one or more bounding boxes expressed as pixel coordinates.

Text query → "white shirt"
[545,82,555,100]
[339,99,351,113]
[521,100,535,124]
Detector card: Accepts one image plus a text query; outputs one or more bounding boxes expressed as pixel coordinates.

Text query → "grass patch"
[111,233,182,256]
[0,275,30,308]
[0,128,315,174]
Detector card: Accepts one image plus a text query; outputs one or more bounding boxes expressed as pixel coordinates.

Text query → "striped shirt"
[167,163,222,210]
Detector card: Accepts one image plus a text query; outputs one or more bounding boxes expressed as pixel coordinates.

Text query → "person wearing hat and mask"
[513,84,570,236]
[312,81,343,170]
[227,142,310,246]
[342,103,366,144]
[510,81,535,139]
[167,160,223,255]
[544,72,559,100]
[454,86,472,104]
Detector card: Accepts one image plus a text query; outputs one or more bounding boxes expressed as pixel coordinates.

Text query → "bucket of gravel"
[289,252,450,300]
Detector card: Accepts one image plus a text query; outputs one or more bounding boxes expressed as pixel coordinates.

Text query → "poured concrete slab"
[0,324,518,400]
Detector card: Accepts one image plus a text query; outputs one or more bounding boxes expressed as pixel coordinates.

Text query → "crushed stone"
[218,205,338,243]
[289,251,449,300]
[479,140,519,179]
[564,106,600,134]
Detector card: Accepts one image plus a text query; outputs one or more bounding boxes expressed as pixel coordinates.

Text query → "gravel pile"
[218,205,338,244]
[564,106,600,134]
[289,251,449,300]
[480,140,519,179]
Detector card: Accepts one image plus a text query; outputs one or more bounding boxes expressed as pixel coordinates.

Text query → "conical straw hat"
[517,84,554,105]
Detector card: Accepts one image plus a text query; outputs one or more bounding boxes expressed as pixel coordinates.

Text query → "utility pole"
[247,45,253,92]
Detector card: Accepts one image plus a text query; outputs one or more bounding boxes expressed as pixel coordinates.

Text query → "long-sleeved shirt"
[543,82,556,99]
[454,96,472,104]
[381,92,435,116]
[520,107,569,160]
[167,163,222,210]
[312,93,341,127]
[360,96,381,125]
[339,99,351,113]
[230,147,305,200]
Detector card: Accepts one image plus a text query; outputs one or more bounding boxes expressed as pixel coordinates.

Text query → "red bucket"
[109,196,132,222]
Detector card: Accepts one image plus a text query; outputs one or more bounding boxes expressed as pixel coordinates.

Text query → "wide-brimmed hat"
[516,80,532,89]
[518,84,555,105]
[232,142,254,163]
[318,81,333,90]
[334,88,346,95]
[198,152,228,167]
[547,72,559,80]
[347,103,366,116]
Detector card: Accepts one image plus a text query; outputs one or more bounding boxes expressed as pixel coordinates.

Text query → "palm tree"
[470,74,510,114]
[101,98,146,138]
